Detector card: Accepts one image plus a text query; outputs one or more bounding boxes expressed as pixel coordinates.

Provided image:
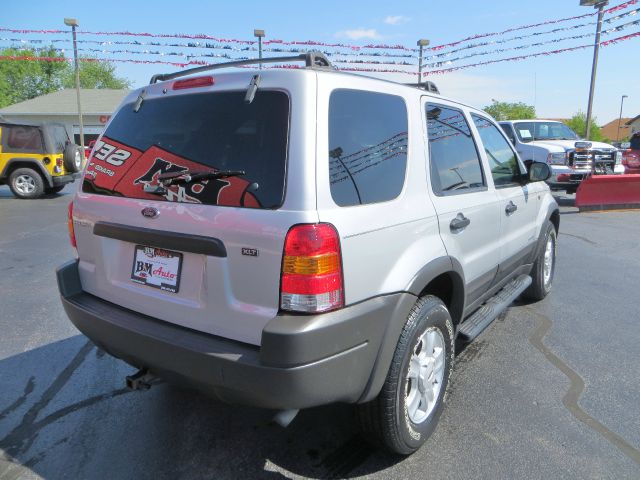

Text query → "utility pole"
[64,17,84,156]
[417,39,430,84]
[617,94,628,141]
[580,0,609,140]
[254,29,265,68]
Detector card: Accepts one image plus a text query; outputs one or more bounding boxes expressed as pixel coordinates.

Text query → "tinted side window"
[329,89,408,206]
[5,126,44,153]
[473,115,523,187]
[426,104,485,194]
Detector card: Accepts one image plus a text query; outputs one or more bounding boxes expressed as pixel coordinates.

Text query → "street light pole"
[417,39,429,84]
[64,17,84,155]
[580,0,609,140]
[254,29,265,69]
[617,94,628,141]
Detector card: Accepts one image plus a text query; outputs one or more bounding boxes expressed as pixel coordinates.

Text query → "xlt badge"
[241,247,259,257]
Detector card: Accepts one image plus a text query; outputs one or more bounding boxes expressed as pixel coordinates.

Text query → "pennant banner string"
[423,30,640,75]
[2,30,639,76]
[424,18,640,68]
[0,0,637,57]
[427,0,637,51]
[4,16,638,69]
[0,44,421,66]
[0,36,417,59]
[422,6,640,60]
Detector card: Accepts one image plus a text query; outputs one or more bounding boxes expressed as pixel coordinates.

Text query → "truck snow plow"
[575,174,640,212]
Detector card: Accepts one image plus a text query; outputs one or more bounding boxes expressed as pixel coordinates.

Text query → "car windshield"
[513,122,579,142]
[82,90,290,209]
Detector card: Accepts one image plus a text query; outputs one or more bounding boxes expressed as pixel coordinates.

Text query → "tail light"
[280,223,344,313]
[68,201,77,249]
[173,76,214,90]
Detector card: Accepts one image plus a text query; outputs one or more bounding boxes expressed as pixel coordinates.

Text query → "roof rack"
[149,51,333,84]
[405,81,440,95]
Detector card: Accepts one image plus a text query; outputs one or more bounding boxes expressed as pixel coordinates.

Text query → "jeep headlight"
[615,150,622,165]
[547,152,567,165]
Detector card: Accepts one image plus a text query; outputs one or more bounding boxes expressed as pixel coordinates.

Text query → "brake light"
[172,76,214,90]
[280,223,344,313]
[56,157,63,168]
[68,201,77,249]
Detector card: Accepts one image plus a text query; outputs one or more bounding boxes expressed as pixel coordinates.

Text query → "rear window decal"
[84,136,259,208]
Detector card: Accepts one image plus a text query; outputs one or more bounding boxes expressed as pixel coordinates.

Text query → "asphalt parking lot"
[1,184,639,480]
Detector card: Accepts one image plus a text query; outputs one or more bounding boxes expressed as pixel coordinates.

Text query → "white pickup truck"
[499,119,624,194]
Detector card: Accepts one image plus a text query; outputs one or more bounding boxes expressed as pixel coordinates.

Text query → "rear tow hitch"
[273,409,299,428]
[126,368,157,390]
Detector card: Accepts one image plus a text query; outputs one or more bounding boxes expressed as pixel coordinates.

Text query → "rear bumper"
[57,260,415,410]
[52,172,81,186]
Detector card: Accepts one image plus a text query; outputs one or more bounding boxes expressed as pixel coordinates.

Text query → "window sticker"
[519,129,532,139]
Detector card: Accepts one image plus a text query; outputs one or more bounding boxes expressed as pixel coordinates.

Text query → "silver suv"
[57,53,559,455]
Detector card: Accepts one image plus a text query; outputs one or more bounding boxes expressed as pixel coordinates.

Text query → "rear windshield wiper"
[143,169,246,194]
[159,169,245,186]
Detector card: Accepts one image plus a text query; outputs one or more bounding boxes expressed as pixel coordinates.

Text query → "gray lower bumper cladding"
[56,260,416,410]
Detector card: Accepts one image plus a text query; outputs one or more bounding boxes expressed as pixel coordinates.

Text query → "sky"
[3,0,639,127]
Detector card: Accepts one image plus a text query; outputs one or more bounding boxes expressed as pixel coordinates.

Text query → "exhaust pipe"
[126,368,157,390]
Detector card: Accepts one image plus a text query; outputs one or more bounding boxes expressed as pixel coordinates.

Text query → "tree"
[563,112,605,142]
[63,58,131,90]
[0,47,68,108]
[0,46,131,108]
[483,100,536,121]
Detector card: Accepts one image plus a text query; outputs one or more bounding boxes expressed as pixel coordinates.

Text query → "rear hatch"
[73,72,317,345]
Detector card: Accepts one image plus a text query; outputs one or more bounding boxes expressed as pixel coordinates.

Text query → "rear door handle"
[450,213,470,232]
[505,201,518,216]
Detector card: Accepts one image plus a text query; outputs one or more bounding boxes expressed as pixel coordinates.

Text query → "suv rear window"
[48,125,70,152]
[328,89,408,206]
[83,91,289,209]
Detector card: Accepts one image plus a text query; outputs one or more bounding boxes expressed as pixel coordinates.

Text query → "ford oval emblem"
[141,207,159,219]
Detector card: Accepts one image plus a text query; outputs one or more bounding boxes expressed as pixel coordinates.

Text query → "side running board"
[458,274,532,342]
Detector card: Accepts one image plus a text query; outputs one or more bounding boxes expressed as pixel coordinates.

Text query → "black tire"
[46,185,66,194]
[523,222,556,301]
[356,296,455,455]
[8,168,45,199]
[63,143,83,173]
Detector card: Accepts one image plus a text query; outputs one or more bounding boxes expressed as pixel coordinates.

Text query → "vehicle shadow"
[0,186,72,200]
[0,336,401,480]
[552,193,582,216]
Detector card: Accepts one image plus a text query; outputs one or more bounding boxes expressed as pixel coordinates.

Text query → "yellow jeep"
[0,122,83,199]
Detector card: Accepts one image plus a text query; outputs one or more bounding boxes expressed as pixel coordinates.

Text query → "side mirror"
[528,161,551,182]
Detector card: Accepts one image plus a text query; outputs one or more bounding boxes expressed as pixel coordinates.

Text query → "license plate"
[131,246,182,293]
